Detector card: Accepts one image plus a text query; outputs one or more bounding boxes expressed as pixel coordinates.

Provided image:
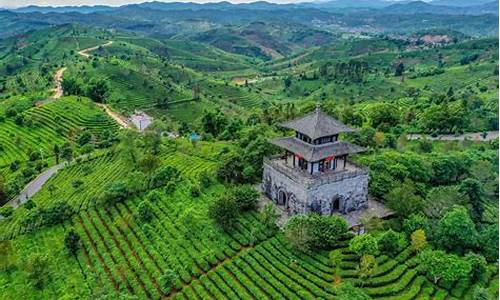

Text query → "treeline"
[61,76,110,103]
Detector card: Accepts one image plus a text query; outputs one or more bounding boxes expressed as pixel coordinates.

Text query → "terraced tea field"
[0,96,117,168]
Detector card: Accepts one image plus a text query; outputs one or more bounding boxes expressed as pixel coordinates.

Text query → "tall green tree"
[436,206,478,254]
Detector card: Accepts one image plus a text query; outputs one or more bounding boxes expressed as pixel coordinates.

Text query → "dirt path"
[78,41,114,58]
[76,41,132,129]
[407,131,498,142]
[52,67,67,99]
[95,103,131,129]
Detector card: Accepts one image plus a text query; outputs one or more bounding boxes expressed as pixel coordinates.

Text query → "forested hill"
[0,0,498,39]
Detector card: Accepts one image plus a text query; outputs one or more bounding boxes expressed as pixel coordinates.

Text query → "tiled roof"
[269,137,366,162]
[280,106,355,139]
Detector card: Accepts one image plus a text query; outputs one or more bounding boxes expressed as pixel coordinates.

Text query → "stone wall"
[262,161,369,216]
[262,163,308,214]
[306,174,368,215]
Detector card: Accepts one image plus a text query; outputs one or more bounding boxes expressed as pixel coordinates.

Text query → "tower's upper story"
[269,105,365,164]
[281,105,355,145]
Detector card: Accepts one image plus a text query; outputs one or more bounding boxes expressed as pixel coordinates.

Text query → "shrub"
[478,224,498,261]
[334,282,371,300]
[284,215,315,252]
[102,180,129,204]
[349,234,379,257]
[136,200,153,223]
[309,214,349,249]
[410,229,427,253]
[436,206,478,254]
[417,249,471,286]
[25,253,50,290]
[207,195,239,230]
[378,229,407,257]
[403,213,429,237]
[190,184,201,198]
[464,252,487,283]
[41,201,74,225]
[259,203,279,234]
[159,269,178,293]
[149,166,180,188]
[64,229,81,256]
[0,206,13,218]
[232,185,259,211]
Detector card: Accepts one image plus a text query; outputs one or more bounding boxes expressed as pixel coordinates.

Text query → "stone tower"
[262,106,369,216]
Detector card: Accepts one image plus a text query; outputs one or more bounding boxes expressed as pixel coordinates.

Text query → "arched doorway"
[331,196,342,214]
[278,190,287,206]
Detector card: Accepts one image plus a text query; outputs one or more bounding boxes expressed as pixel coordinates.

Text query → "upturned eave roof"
[269,137,366,162]
[280,107,355,140]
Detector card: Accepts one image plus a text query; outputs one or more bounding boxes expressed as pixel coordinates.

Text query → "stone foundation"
[262,160,368,216]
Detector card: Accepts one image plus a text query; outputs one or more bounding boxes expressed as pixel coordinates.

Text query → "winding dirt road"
[52,67,66,99]
[78,41,114,58]
[78,41,133,129]
[95,103,131,129]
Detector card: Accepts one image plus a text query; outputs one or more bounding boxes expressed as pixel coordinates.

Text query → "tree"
[478,224,498,261]
[201,110,228,137]
[330,250,343,284]
[159,269,177,294]
[464,252,487,283]
[394,62,405,77]
[53,144,60,164]
[0,206,13,218]
[284,215,314,252]
[358,254,377,282]
[472,286,492,300]
[208,195,239,230]
[410,229,427,253]
[86,78,109,103]
[64,229,81,256]
[367,103,400,130]
[309,215,349,249]
[119,131,139,165]
[60,143,73,163]
[232,185,259,211]
[385,180,424,217]
[25,253,50,290]
[217,152,246,184]
[459,178,484,223]
[378,229,407,257]
[417,249,471,285]
[149,166,180,189]
[103,180,129,204]
[61,77,83,96]
[349,234,379,257]
[436,206,478,254]
[144,131,161,155]
[403,213,429,237]
[260,203,279,234]
[136,200,153,223]
[138,154,160,174]
[334,282,372,300]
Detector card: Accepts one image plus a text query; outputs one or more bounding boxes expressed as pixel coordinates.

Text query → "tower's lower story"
[262,155,369,216]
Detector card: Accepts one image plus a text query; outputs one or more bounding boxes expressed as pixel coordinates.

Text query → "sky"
[1,0,310,8]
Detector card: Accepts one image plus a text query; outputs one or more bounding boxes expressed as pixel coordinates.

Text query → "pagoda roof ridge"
[280,106,355,140]
[269,137,366,162]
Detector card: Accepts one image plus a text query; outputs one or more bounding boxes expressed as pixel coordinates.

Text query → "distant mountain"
[384,0,498,15]
[304,0,401,9]
[12,5,113,14]
[430,0,494,7]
